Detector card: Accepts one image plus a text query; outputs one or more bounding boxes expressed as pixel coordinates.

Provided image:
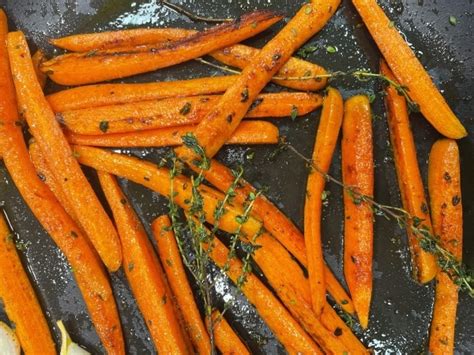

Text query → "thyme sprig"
[282,142,473,297]
[196,58,420,112]
[161,0,232,23]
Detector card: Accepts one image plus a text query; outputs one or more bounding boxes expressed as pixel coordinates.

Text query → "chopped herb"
[326,45,337,54]
[246,151,255,160]
[251,21,257,29]
[240,87,249,102]
[321,190,330,201]
[341,299,349,305]
[388,21,395,28]
[452,195,461,206]
[99,120,109,133]
[305,5,313,15]
[85,50,98,57]
[296,45,318,59]
[272,53,282,61]
[128,262,135,271]
[449,16,457,26]
[367,91,376,103]
[166,259,173,267]
[290,105,298,121]
[179,102,192,115]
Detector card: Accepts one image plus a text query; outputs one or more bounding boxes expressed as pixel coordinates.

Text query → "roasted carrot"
[152,216,211,354]
[207,311,249,355]
[186,158,355,314]
[304,87,343,315]
[7,31,122,272]
[0,21,124,354]
[174,0,340,164]
[99,172,191,354]
[47,76,237,112]
[202,234,321,354]
[351,0,466,139]
[59,92,322,135]
[32,50,47,89]
[41,11,282,85]
[342,95,374,329]
[51,27,192,51]
[428,139,463,355]
[50,28,327,92]
[29,142,79,223]
[381,60,437,283]
[0,212,55,355]
[66,121,279,148]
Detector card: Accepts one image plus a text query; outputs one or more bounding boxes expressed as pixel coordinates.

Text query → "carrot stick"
[342,95,374,329]
[0,26,124,355]
[152,216,211,354]
[351,0,467,139]
[207,311,250,355]
[304,87,343,315]
[174,0,340,164]
[380,60,438,283]
[32,50,47,89]
[29,142,79,223]
[66,121,279,147]
[47,76,237,112]
[59,92,322,135]
[7,31,122,272]
[50,28,327,92]
[202,234,321,354]
[0,213,56,355]
[98,172,191,354]
[41,11,282,85]
[428,139,463,355]
[186,158,355,314]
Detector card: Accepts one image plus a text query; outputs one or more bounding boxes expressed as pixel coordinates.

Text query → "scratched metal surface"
[0,0,472,354]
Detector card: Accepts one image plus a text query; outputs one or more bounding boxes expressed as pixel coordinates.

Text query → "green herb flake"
[251,21,257,29]
[179,102,192,115]
[128,262,135,272]
[290,105,298,121]
[166,259,173,267]
[85,50,98,57]
[326,45,337,54]
[367,91,376,103]
[240,87,249,102]
[246,151,255,160]
[449,16,457,26]
[321,190,330,201]
[297,45,318,59]
[305,5,313,15]
[99,120,109,133]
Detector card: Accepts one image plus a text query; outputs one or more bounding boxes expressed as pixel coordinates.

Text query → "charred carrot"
[66,121,279,147]
[428,139,463,355]
[99,172,191,354]
[342,95,374,329]
[0,23,124,354]
[351,0,467,138]
[59,92,321,135]
[32,50,47,89]
[203,234,321,354]
[175,0,340,165]
[41,11,282,85]
[47,76,237,112]
[187,158,355,314]
[0,213,55,355]
[51,28,327,92]
[7,31,122,272]
[207,311,249,355]
[304,87,343,315]
[381,60,437,283]
[152,216,211,354]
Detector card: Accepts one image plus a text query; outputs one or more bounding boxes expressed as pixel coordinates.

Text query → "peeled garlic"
[0,321,20,355]
[57,321,90,355]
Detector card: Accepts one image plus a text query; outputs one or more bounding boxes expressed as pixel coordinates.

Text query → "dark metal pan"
[0,0,472,353]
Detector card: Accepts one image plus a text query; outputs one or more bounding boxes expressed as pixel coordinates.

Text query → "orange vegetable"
[50,28,327,92]
[29,142,79,224]
[66,121,279,147]
[175,0,340,163]
[47,76,237,112]
[59,92,322,135]
[381,60,437,283]
[351,0,467,139]
[304,87,343,315]
[428,139,463,355]
[7,31,122,272]
[152,216,211,354]
[188,158,355,315]
[202,234,321,354]
[99,172,191,353]
[41,11,282,85]
[207,311,250,355]
[0,213,55,355]
[342,95,374,329]
[0,24,123,355]
[32,50,47,89]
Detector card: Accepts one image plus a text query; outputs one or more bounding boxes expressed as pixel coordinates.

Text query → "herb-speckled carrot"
[207,311,250,355]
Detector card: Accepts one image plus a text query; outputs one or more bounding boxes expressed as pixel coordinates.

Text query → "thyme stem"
[162,1,232,23]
